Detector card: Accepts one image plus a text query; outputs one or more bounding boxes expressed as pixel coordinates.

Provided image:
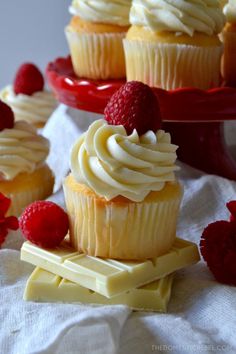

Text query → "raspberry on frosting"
[19,201,69,249]
[0,100,14,131]
[13,63,44,96]
[200,201,236,286]
[104,81,162,135]
[0,193,19,247]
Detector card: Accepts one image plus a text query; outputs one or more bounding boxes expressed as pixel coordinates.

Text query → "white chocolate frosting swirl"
[0,86,57,127]
[130,0,225,36]
[224,0,236,23]
[70,119,179,202]
[69,0,132,26]
[0,121,50,180]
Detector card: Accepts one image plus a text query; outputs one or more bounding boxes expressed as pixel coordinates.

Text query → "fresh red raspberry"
[200,220,236,286]
[0,192,11,217]
[13,63,44,96]
[0,100,14,131]
[0,193,19,247]
[227,200,236,222]
[104,81,162,135]
[19,201,69,248]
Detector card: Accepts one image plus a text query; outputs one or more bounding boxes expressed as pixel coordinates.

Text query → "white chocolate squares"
[21,237,200,311]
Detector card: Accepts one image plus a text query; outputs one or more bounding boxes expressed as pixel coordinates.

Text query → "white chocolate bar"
[21,237,200,298]
[24,267,174,312]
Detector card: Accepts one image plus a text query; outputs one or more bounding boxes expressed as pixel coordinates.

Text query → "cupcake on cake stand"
[46,55,236,181]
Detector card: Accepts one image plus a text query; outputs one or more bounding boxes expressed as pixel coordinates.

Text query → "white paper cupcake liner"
[7,185,52,217]
[222,29,236,83]
[4,166,54,217]
[65,28,126,79]
[123,39,223,90]
[64,177,183,260]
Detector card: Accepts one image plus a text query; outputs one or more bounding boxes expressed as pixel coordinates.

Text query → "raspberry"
[200,220,236,286]
[0,193,19,248]
[0,100,14,131]
[19,201,69,248]
[13,63,44,96]
[104,81,162,135]
[0,192,11,217]
[227,200,236,222]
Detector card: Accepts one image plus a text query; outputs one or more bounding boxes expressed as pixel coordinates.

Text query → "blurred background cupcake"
[124,0,225,90]
[0,101,54,216]
[0,63,57,129]
[65,0,131,79]
[222,0,236,85]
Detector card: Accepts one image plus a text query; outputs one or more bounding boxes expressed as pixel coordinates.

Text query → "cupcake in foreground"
[124,0,225,90]
[222,0,236,85]
[63,81,182,260]
[65,0,131,79]
[0,100,54,216]
[0,63,57,129]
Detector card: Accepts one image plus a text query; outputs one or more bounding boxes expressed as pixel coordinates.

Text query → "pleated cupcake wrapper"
[222,30,236,83]
[64,183,182,260]
[6,176,54,217]
[65,28,126,79]
[123,39,222,90]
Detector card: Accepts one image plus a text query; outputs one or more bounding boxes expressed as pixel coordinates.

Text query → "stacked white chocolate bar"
[21,237,200,312]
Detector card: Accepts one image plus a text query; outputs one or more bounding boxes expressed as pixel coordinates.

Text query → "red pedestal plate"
[46,56,236,180]
[163,122,236,180]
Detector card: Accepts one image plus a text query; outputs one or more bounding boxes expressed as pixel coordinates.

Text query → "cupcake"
[222,0,236,85]
[63,81,182,260]
[124,0,225,90]
[65,0,131,79]
[0,100,54,216]
[0,63,57,129]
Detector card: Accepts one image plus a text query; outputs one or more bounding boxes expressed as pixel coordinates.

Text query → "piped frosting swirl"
[130,0,225,36]
[0,86,57,127]
[69,0,132,26]
[0,121,50,180]
[70,119,179,202]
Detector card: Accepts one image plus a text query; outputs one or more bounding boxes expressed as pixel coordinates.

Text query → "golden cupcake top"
[69,0,132,26]
[70,119,179,202]
[224,0,236,23]
[129,0,225,36]
[0,118,50,181]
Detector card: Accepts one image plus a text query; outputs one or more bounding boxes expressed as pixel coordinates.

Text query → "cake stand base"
[163,122,236,180]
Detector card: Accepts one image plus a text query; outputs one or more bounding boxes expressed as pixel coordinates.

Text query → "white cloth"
[1,106,236,354]
[43,105,102,192]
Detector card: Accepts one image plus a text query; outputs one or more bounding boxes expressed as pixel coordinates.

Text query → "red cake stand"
[46,56,236,180]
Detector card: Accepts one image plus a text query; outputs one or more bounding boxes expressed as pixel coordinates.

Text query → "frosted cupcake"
[0,63,57,129]
[0,100,54,216]
[63,82,182,260]
[65,0,131,79]
[124,0,225,90]
[222,0,236,85]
